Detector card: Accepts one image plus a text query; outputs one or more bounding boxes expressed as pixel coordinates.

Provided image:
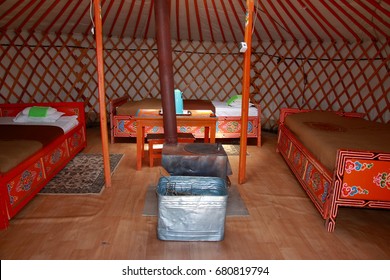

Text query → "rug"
[142,183,249,216]
[40,153,123,194]
[222,144,249,156]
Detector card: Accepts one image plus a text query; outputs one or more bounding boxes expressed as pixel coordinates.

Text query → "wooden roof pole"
[238,0,254,185]
[94,0,111,187]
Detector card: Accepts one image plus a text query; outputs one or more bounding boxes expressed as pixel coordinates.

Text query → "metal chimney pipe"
[154,0,177,144]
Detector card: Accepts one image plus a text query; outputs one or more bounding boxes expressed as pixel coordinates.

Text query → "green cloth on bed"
[226,95,242,106]
[28,106,49,117]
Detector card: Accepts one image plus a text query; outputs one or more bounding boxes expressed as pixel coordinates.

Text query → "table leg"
[136,123,144,170]
[204,127,210,143]
[210,123,216,143]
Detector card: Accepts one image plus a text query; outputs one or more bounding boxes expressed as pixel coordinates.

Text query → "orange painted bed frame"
[277,108,390,232]
[0,102,87,230]
[109,96,262,146]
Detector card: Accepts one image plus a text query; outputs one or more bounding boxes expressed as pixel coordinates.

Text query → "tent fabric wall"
[1,31,388,130]
[252,39,390,130]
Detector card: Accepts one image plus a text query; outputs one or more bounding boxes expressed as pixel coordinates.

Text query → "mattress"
[211,101,258,117]
[115,98,257,117]
[0,140,43,173]
[0,115,79,133]
[116,98,162,115]
[0,116,79,173]
[116,98,216,115]
[284,111,390,171]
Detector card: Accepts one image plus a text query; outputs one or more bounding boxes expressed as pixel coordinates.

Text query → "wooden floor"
[1,127,389,260]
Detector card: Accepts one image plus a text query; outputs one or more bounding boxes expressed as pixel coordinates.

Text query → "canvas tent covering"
[0,0,389,129]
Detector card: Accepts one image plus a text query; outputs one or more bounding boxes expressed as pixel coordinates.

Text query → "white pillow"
[22,106,58,116]
[229,100,242,108]
[57,115,78,121]
[13,111,65,123]
[227,99,254,108]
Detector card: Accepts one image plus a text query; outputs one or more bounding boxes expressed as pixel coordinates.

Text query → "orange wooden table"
[135,113,217,170]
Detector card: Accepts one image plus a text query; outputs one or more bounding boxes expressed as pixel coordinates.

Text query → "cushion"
[226,95,253,108]
[13,111,64,123]
[22,106,58,116]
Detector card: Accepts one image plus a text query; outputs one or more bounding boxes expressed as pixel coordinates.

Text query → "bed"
[109,97,261,146]
[277,108,390,232]
[0,102,87,229]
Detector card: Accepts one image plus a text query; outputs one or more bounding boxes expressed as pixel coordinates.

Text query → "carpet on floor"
[39,153,123,194]
[222,144,249,156]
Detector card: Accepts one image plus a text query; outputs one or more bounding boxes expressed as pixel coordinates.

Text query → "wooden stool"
[147,133,195,167]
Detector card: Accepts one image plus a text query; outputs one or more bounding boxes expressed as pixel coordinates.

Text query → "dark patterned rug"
[222,144,249,156]
[40,153,123,194]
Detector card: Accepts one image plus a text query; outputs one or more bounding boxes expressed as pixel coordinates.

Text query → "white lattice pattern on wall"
[0,31,388,129]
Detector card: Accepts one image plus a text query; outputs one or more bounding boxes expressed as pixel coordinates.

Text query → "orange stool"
[147,133,195,167]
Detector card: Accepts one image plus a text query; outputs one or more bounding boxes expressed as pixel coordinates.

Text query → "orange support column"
[238,0,254,184]
[94,0,111,188]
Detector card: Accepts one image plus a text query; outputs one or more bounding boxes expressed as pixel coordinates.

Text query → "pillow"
[13,111,65,123]
[227,95,242,106]
[22,106,58,116]
[227,95,254,108]
[57,115,78,121]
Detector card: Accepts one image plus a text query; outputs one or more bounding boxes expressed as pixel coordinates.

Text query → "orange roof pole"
[94,0,111,188]
[238,0,254,185]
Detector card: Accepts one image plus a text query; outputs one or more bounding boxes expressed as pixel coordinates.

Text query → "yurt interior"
[0,0,389,261]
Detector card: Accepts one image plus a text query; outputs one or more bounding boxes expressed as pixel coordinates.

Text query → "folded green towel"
[28,106,49,117]
[227,95,242,106]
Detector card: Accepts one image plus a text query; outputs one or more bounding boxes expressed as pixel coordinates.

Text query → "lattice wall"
[252,40,390,130]
[1,31,389,130]
[0,31,98,121]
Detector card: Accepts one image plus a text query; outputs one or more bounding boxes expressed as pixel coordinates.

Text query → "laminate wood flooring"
[1,127,389,260]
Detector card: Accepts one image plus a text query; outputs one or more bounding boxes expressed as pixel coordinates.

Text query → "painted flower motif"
[310,171,321,191]
[345,160,373,174]
[321,182,329,203]
[9,195,16,205]
[342,184,351,197]
[34,162,43,181]
[373,172,389,190]
[118,120,125,132]
[293,151,301,165]
[6,182,17,205]
[226,122,239,133]
[345,160,356,174]
[50,150,62,164]
[17,170,35,192]
[7,181,14,193]
[341,183,369,197]
[247,122,253,133]
[71,137,80,148]
[305,164,313,182]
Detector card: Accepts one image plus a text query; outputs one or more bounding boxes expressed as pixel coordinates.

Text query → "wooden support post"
[94,0,111,187]
[238,0,254,185]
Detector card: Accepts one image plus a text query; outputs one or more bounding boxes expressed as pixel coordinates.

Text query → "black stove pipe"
[154,0,178,144]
